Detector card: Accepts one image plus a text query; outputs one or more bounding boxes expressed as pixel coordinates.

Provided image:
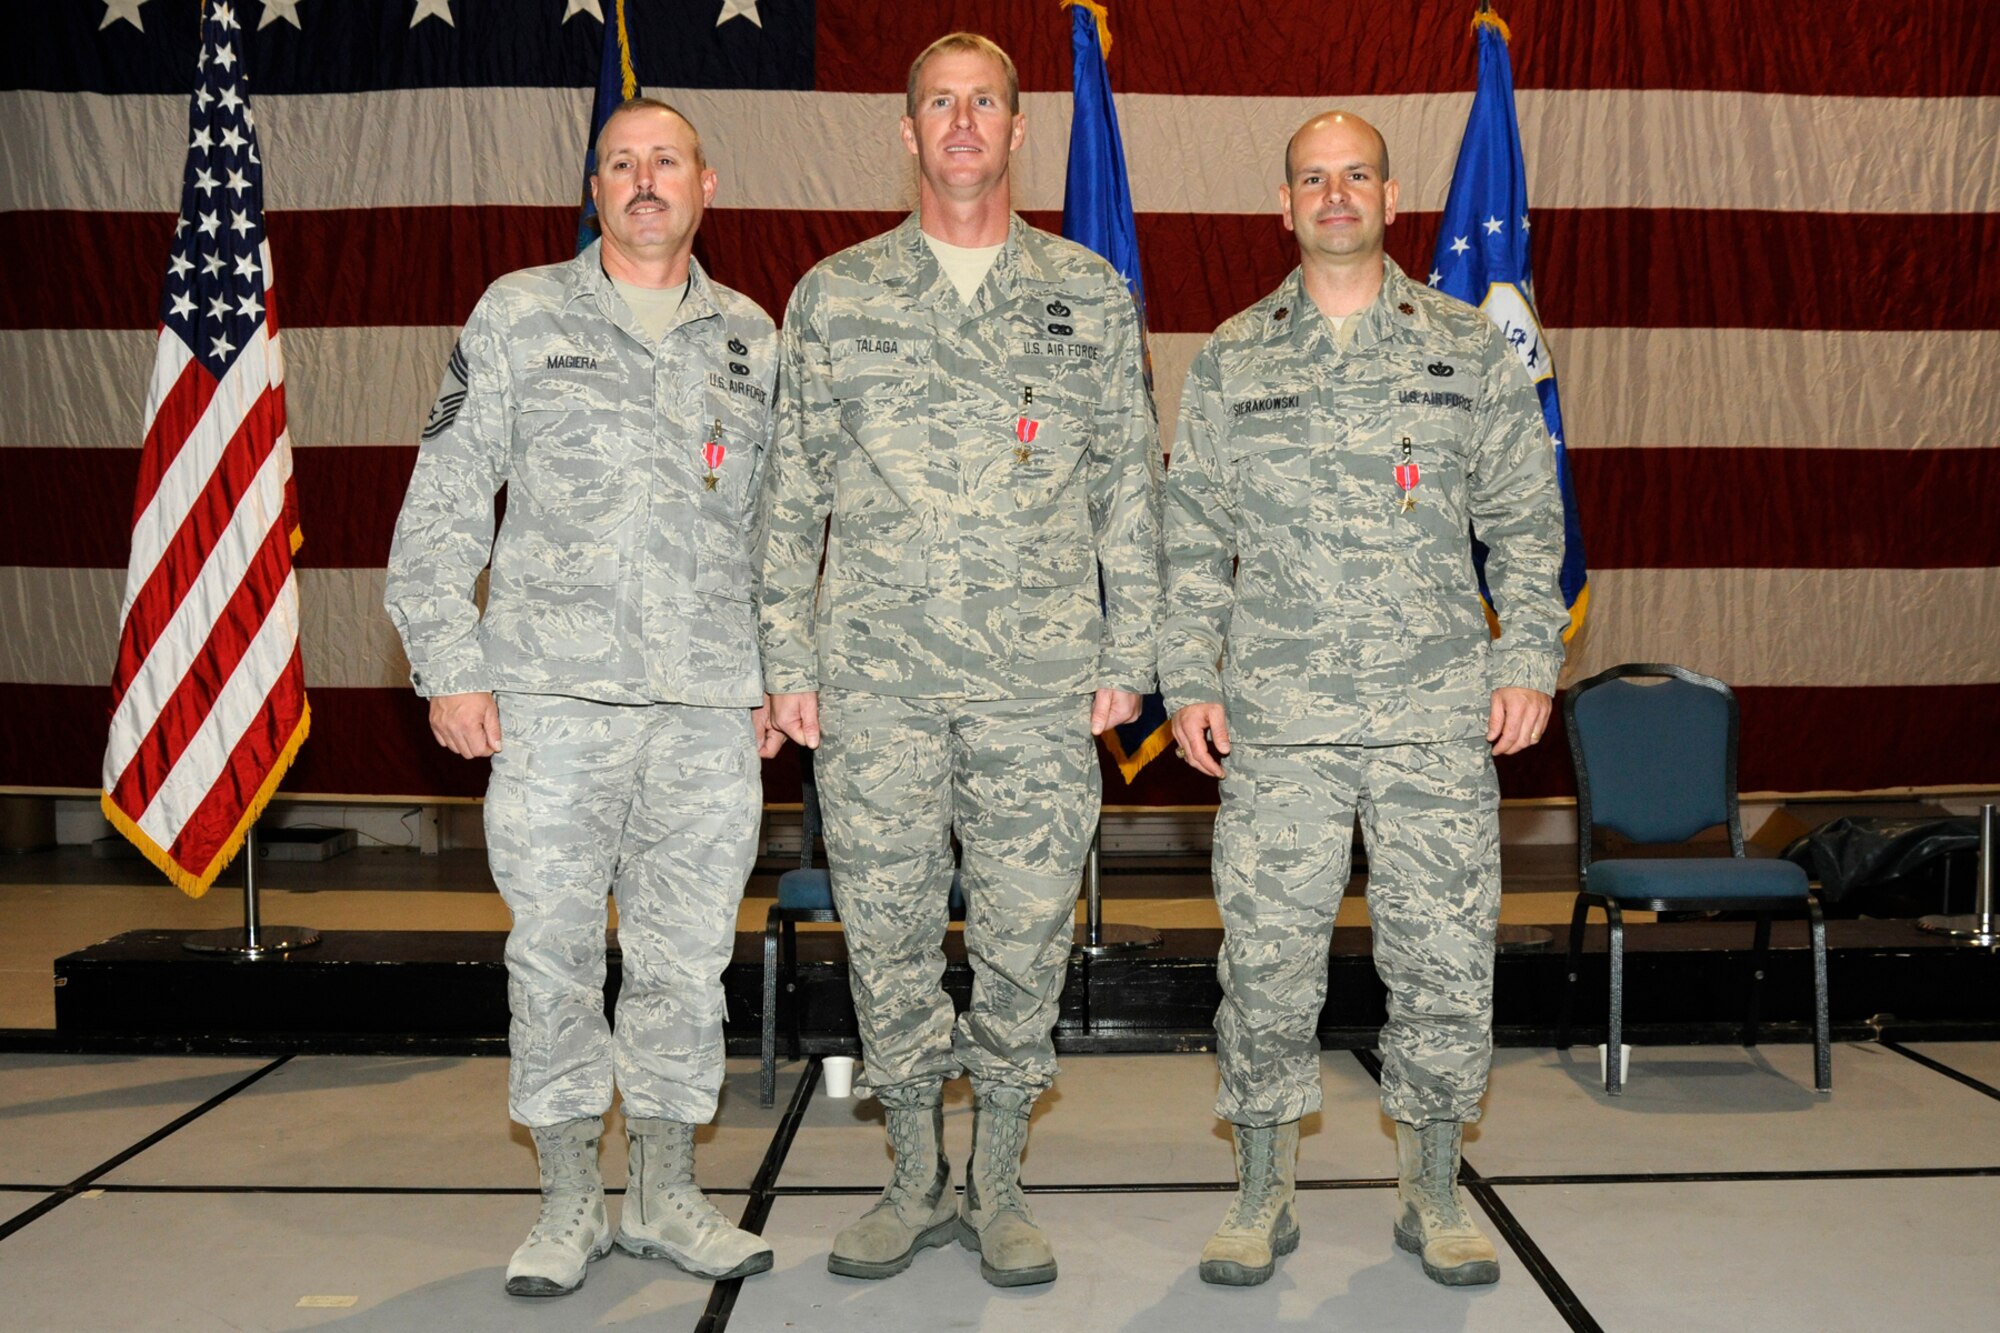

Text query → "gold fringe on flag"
[101,700,312,900]
[1060,0,1115,59]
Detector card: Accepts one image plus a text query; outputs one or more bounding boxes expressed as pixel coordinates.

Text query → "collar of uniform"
[1339,257,1432,353]
[885,211,1060,312]
[562,240,719,325]
[1260,268,1312,345]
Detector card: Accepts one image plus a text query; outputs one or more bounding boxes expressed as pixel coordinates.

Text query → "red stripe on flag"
[9,208,2000,335]
[108,511,298,818]
[164,646,307,875]
[131,352,215,523]
[21,681,2000,802]
[814,0,2000,97]
[110,382,286,708]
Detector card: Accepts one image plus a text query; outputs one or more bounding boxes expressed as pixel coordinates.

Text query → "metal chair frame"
[1554,662,1831,1096]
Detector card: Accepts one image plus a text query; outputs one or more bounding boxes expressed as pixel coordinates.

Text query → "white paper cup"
[1596,1043,1632,1083]
[822,1055,856,1098]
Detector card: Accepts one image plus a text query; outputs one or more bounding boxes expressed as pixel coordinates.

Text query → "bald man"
[1161,112,1566,1289]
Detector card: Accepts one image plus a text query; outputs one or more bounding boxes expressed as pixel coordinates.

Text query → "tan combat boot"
[827,1086,958,1278]
[505,1118,614,1296]
[957,1086,1057,1288]
[617,1117,774,1279]
[1199,1120,1301,1285]
[1393,1120,1500,1286]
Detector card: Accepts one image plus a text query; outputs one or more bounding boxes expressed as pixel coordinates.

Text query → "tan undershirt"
[611,274,689,343]
[1325,310,1358,350]
[923,234,1005,305]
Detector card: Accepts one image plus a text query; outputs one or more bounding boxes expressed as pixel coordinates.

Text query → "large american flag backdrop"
[3,0,1996,807]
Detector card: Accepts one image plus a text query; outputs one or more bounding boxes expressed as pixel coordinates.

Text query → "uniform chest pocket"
[515,397,643,531]
[1228,430,1313,513]
[1007,380,1090,510]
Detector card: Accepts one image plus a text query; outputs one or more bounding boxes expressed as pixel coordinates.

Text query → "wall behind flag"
[2,0,1996,803]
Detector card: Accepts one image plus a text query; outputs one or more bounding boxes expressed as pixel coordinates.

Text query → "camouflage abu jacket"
[757,212,1162,701]
[385,243,775,708]
[1161,259,1565,745]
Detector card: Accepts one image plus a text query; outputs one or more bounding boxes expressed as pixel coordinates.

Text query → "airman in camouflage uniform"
[385,100,777,1297]
[758,35,1161,1288]
[1163,113,1565,1290]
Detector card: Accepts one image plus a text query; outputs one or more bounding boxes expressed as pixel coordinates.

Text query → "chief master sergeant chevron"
[757,32,1162,1290]
[384,99,781,1298]
[1163,111,1566,1291]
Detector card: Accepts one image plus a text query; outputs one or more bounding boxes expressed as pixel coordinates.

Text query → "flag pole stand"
[1916,804,1999,946]
[1076,827,1160,958]
[183,828,321,957]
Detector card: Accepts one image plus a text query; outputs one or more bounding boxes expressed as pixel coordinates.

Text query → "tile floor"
[4,1044,1997,1331]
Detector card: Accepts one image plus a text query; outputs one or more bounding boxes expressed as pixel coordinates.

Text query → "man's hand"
[1488,686,1553,756]
[770,691,821,749]
[429,691,502,759]
[753,697,787,759]
[1170,703,1231,779]
[1090,688,1142,736]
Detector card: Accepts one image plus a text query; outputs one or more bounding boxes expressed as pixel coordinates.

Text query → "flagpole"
[1076,827,1160,958]
[183,827,321,957]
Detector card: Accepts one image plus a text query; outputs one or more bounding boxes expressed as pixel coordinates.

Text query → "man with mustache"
[386,99,780,1297]
[758,33,1161,1289]
[1162,111,1565,1289]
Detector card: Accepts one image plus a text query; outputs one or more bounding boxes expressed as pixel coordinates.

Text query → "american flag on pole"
[100,1,308,899]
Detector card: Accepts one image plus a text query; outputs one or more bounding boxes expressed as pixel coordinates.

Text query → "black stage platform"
[25,919,2000,1055]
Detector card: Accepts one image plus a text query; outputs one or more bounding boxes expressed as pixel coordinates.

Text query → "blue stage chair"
[760,751,964,1106]
[1555,663,1831,1095]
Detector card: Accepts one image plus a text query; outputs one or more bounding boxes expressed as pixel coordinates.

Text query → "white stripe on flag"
[104,435,291,787]
[135,567,302,848]
[119,322,275,623]
[4,87,1995,214]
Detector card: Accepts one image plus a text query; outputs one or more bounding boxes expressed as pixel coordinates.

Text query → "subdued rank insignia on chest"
[422,339,469,440]
[728,336,748,355]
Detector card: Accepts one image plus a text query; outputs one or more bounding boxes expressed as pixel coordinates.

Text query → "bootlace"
[879,1103,942,1209]
[1415,1127,1475,1230]
[1222,1129,1284,1230]
[528,1131,599,1244]
[970,1100,1032,1216]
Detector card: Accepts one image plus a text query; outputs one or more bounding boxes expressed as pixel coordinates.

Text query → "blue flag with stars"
[1429,7,1588,638]
[1059,0,1171,783]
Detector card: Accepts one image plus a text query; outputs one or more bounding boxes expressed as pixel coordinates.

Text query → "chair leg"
[1557,894,1594,1050]
[1809,896,1833,1092]
[1744,913,1773,1047]
[781,918,803,1061]
[761,914,781,1108]
[1605,901,1626,1096]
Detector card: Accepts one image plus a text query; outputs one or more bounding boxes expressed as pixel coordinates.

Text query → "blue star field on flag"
[1429,7,1589,636]
[162,2,271,380]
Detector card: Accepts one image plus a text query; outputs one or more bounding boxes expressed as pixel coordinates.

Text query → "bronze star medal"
[1395,436,1420,512]
[1015,385,1039,464]
[702,419,725,489]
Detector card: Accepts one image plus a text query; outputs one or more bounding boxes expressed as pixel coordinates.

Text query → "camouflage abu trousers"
[486,692,760,1128]
[1213,737,1501,1128]
[816,687,1099,1099]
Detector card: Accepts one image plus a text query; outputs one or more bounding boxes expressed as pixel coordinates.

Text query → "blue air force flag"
[1429,7,1589,637]
[577,0,637,253]
[1059,1,1170,783]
